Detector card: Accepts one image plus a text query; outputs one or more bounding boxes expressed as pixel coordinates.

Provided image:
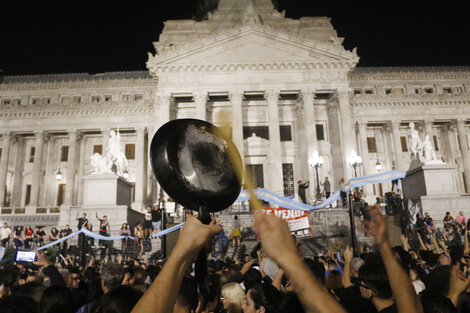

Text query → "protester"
[0,223,12,247]
[221,282,244,313]
[24,225,34,249]
[35,226,46,247]
[231,215,241,249]
[297,180,309,204]
[49,227,59,243]
[13,226,23,249]
[119,223,131,255]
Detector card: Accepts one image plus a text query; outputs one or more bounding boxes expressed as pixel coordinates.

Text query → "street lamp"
[347,150,362,178]
[346,150,362,256]
[55,169,62,181]
[309,151,324,202]
[375,159,382,172]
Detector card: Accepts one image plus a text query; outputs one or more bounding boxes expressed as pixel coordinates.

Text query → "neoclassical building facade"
[0,0,469,224]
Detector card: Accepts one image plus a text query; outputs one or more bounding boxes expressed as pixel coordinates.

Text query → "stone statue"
[422,135,445,164]
[90,130,128,177]
[408,122,423,161]
[90,152,112,174]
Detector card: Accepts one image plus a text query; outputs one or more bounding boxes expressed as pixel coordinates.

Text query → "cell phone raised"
[16,251,38,262]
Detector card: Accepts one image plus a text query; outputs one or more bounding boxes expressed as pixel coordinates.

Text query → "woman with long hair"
[24,225,34,249]
[49,227,59,242]
[221,282,244,313]
[119,223,131,255]
[13,225,23,249]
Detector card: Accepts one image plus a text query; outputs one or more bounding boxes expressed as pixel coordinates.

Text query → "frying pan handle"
[195,208,211,296]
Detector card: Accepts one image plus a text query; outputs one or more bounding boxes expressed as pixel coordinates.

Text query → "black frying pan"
[149,118,242,294]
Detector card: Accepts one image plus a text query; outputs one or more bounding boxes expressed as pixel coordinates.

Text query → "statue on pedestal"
[408,122,423,162]
[90,130,129,177]
[423,135,437,162]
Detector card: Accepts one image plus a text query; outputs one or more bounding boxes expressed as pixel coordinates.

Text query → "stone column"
[133,127,147,210]
[40,135,52,206]
[0,132,11,206]
[29,130,45,207]
[266,90,283,194]
[156,93,171,129]
[337,90,356,180]
[456,119,470,192]
[391,120,405,171]
[77,136,87,205]
[299,90,317,200]
[11,137,25,206]
[230,91,245,165]
[440,125,454,164]
[357,121,374,195]
[194,92,207,121]
[64,130,78,206]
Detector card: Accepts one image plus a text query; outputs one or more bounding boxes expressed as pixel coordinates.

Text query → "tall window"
[282,163,294,197]
[25,185,31,206]
[280,126,292,141]
[367,137,377,153]
[60,146,69,162]
[400,136,408,152]
[316,125,325,140]
[125,144,135,160]
[243,126,269,140]
[29,147,35,163]
[93,145,103,155]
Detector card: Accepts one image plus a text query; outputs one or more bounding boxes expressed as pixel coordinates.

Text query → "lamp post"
[309,151,324,202]
[347,150,362,178]
[346,150,362,255]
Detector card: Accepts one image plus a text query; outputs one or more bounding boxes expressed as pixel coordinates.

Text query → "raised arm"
[254,210,346,313]
[131,216,221,313]
[365,207,423,313]
[341,245,353,288]
[416,233,429,251]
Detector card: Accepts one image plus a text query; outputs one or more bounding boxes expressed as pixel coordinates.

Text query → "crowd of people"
[0,203,469,313]
[0,205,164,260]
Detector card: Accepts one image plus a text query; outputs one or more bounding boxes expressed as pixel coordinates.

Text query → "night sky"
[1,0,469,76]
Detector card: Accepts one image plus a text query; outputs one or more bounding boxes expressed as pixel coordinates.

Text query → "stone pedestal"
[402,162,460,200]
[82,173,132,208]
[402,162,470,230]
[59,174,144,237]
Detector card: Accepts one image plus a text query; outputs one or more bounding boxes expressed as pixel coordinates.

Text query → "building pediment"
[148,27,358,72]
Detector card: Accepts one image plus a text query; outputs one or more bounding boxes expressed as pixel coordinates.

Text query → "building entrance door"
[57,184,66,206]
[247,164,264,188]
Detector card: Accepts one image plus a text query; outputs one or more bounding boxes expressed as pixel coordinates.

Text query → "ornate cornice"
[0,102,153,119]
[0,79,154,91]
[153,61,356,74]
[350,67,470,81]
[351,99,470,108]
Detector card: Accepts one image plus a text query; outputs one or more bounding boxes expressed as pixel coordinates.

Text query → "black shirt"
[37,230,46,237]
[77,218,88,230]
[298,182,309,196]
[151,209,161,222]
